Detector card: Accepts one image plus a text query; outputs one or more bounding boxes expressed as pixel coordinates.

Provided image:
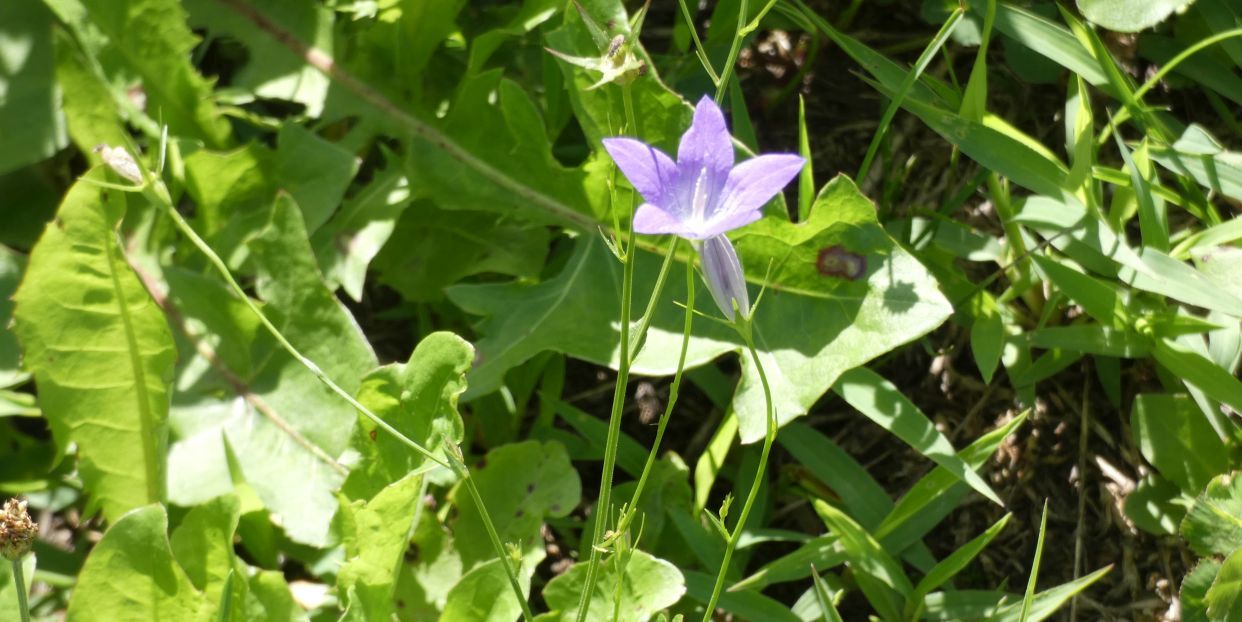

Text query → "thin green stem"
[616,257,695,536]
[456,463,535,621]
[575,82,644,622]
[701,335,775,621]
[12,559,30,622]
[677,0,720,85]
[629,240,680,362]
[1134,28,1242,103]
[714,0,750,104]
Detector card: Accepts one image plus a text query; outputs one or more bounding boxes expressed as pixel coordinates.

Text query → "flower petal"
[632,204,688,235]
[695,208,763,239]
[602,138,678,207]
[712,153,805,223]
[699,234,750,321]
[675,97,734,214]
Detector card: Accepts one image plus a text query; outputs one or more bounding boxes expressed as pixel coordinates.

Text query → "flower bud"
[699,235,750,322]
[0,498,35,561]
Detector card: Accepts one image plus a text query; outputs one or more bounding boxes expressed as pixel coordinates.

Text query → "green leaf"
[876,413,1025,541]
[812,500,912,621]
[163,195,375,546]
[1182,558,1222,622]
[170,495,242,616]
[338,472,424,621]
[342,331,471,500]
[246,570,306,622]
[1025,325,1150,358]
[537,550,685,621]
[1077,0,1195,32]
[971,299,1004,384]
[810,566,845,622]
[919,566,1109,621]
[273,124,358,234]
[450,440,581,570]
[406,72,596,229]
[1124,475,1191,536]
[184,0,332,116]
[1131,393,1228,494]
[907,514,1011,619]
[12,170,176,522]
[312,156,412,302]
[66,505,206,621]
[371,205,550,303]
[1207,546,1242,621]
[833,367,1001,505]
[0,0,67,173]
[442,557,533,622]
[1181,472,1242,556]
[53,26,128,160]
[1153,339,1242,417]
[77,0,230,147]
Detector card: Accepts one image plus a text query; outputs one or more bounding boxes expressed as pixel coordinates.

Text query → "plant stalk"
[12,558,30,622]
[701,335,776,620]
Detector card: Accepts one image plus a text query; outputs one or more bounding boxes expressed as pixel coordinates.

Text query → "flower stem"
[12,558,30,622]
[714,0,750,103]
[701,334,775,621]
[574,80,648,622]
[616,254,695,536]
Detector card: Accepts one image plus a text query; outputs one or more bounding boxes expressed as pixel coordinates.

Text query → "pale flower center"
[690,166,711,224]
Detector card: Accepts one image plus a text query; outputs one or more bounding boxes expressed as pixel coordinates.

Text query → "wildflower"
[602,97,804,320]
[0,498,35,561]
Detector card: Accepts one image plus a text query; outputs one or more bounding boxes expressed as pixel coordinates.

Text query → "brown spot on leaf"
[816,246,866,280]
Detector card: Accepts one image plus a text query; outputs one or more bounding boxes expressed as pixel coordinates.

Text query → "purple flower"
[602,96,804,320]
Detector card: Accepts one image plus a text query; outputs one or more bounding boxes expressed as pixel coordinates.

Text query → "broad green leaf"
[1030,254,1124,326]
[1182,558,1222,622]
[77,0,230,147]
[273,124,358,233]
[53,27,127,160]
[170,495,242,617]
[441,557,533,622]
[184,0,333,116]
[342,331,471,500]
[1207,545,1242,620]
[537,550,685,622]
[451,177,952,444]
[1150,145,1242,205]
[682,570,802,622]
[1181,472,1242,556]
[246,571,306,622]
[971,300,1004,384]
[1195,246,1242,302]
[338,472,424,621]
[1153,340,1242,417]
[450,440,581,570]
[371,204,550,303]
[833,367,1001,505]
[164,196,374,546]
[1124,475,1191,536]
[0,555,36,622]
[0,1,67,173]
[66,505,205,621]
[1077,0,1193,32]
[312,156,413,302]
[12,170,176,522]
[1131,393,1228,494]
[406,72,597,229]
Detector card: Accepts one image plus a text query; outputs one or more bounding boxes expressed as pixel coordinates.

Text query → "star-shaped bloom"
[602,96,804,320]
